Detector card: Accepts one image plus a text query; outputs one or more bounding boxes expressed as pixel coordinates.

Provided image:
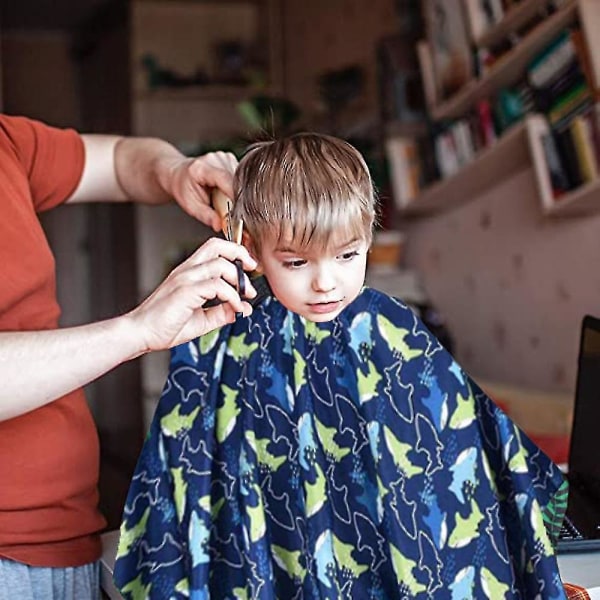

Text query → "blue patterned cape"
[114,287,567,599]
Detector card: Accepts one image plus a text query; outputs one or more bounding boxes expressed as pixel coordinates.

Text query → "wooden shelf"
[475,0,551,48]
[431,0,578,121]
[399,117,533,216]
[543,178,600,216]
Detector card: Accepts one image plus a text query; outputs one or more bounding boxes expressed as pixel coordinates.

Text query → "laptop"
[556,315,600,553]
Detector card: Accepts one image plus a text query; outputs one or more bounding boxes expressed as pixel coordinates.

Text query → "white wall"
[404,166,600,395]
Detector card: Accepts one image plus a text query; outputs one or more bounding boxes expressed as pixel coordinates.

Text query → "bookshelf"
[431,0,578,121]
[387,0,600,219]
[543,177,600,216]
[475,0,554,49]
[400,118,532,215]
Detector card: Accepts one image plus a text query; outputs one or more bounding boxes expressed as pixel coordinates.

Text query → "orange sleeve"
[0,114,85,212]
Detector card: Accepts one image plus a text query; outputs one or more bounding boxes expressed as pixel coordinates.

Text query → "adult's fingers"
[184,237,257,274]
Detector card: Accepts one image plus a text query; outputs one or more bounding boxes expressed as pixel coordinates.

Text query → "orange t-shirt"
[0,115,106,567]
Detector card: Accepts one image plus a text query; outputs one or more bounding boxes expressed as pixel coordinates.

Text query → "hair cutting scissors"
[211,189,246,309]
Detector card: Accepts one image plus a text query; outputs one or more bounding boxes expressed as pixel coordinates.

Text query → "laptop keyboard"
[559,514,584,541]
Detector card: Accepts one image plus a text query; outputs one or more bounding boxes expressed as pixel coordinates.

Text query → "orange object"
[0,116,105,567]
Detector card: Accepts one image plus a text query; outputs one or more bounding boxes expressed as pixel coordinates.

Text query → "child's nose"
[312,266,336,292]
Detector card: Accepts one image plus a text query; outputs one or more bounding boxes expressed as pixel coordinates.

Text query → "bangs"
[273,195,372,251]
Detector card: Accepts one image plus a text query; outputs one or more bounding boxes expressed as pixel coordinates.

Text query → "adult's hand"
[0,237,256,420]
[71,136,238,232]
[125,237,257,354]
[165,151,238,232]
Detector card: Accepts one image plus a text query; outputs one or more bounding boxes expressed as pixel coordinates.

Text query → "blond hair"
[232,133,377,253]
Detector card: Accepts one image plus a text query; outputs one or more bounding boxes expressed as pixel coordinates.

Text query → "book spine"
[540,132,571,198]
[528,31,575,89]
[569,115,598,182]
[385,137,422,208]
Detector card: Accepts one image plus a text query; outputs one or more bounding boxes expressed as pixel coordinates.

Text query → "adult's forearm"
[67,135,184,206]
[0,315,144,421]
[114,136,184,205]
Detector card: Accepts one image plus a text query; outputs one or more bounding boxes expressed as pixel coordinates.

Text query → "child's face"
[255,230,369,322]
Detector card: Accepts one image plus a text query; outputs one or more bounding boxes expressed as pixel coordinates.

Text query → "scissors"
[211,189,246,311]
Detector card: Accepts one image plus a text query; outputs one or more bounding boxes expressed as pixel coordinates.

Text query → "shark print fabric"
[113,287,567,599]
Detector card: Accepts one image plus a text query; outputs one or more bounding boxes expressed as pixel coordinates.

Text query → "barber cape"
[114,287,567,599]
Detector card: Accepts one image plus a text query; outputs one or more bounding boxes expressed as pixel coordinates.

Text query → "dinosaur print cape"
[114,287,567,599]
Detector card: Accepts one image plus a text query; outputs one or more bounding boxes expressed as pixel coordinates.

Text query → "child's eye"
[282,259,307,269]
[339,250,360,261]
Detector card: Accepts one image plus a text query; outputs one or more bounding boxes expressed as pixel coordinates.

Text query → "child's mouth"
[308,300,342,314]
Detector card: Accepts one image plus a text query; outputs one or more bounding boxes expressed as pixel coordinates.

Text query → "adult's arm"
[0,238,256,422]
[67,135,237,231]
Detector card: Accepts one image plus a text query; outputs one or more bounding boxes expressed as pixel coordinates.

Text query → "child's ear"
[242,231,263,274]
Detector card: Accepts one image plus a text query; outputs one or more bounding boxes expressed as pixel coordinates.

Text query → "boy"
[114,134,567,599]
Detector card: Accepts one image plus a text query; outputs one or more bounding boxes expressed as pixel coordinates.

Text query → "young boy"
[114,134,567,599]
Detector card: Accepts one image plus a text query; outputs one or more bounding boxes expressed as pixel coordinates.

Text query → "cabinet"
[386,0,600,218]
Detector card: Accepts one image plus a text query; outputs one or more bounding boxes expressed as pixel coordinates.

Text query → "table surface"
[101,530,600,598]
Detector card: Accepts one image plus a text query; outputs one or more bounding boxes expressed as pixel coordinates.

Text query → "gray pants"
[0,558,100,600]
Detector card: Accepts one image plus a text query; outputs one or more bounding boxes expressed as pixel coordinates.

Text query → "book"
[477,99,497,146]
[547,82,593,129]
[531,59,586,112]
[569,115,598,183]
[450,120,475,166]
[540,132,571,198]
[416,40,439,110]
[553,126,583,189]
[463,0,492,42]
[528,30,576,89]
[434,131,461,178]
[526,115,566,207]
[385,136,422,209]
[570,27,598,98]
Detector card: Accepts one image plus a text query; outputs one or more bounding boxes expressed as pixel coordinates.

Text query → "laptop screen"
[569,315,600,494]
